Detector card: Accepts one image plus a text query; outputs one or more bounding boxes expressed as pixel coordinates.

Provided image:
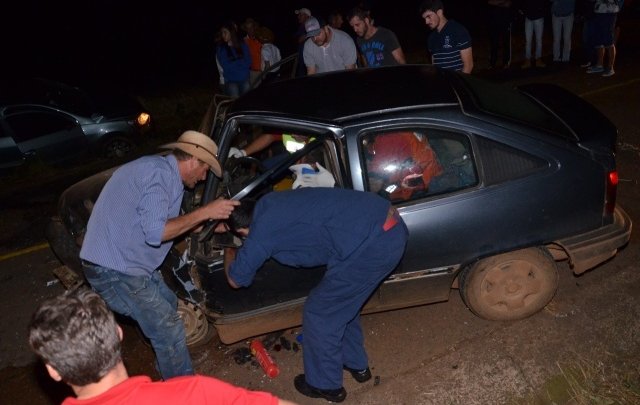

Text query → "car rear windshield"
[458,74,573,139]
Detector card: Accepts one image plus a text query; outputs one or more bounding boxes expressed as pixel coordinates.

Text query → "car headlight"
[137,112,151,126]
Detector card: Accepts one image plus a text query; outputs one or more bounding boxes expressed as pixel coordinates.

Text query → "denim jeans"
[82,262,193,380]
[524,17,544,59]
[224,80,250,97]
[552,13,574,61]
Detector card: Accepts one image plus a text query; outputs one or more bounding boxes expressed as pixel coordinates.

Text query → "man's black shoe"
[343,365,372,383]
[294,374,346,403]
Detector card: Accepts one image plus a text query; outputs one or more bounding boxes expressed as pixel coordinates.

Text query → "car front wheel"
[102,136,135,159]
[459,247,558,321]
[177,299,216,348]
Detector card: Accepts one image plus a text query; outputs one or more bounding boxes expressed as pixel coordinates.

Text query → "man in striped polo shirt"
[420,0,474,73]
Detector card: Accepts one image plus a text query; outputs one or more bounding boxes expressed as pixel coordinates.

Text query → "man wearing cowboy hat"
[79,130,239,380]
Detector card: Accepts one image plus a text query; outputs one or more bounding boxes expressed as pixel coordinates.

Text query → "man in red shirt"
[28,288,297,405]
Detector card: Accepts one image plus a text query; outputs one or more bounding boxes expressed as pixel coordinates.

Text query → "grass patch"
[513,353,640,405]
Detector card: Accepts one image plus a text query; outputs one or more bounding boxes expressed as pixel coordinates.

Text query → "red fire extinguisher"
[250,339,280,378]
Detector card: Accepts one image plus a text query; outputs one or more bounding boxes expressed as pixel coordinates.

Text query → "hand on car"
[203,198,240,220]
[229,147,247,158]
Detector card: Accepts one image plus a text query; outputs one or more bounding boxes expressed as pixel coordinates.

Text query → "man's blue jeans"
[82,262,193,379]
[525,17,544,59]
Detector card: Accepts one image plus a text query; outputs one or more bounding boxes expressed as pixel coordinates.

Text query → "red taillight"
[605,170,618,215]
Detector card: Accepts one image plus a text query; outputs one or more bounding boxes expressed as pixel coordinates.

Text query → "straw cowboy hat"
[160,130,222,177]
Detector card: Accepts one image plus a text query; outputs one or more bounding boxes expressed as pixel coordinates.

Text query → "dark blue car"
[47,66,631,346]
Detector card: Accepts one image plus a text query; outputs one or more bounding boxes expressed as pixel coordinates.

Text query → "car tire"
[102,135,135,159]
[459,247,558,321]
[177,299,217,348]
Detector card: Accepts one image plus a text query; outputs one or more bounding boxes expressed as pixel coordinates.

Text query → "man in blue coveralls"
[223,188,408,402]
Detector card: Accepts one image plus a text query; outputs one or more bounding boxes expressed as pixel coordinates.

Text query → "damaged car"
[47,65,631,346]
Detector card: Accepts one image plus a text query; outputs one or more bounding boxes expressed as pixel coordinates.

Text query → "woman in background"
[216,21,251,97]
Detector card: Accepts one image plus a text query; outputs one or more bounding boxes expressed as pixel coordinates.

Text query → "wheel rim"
[177,300,209,346]
[479,259,552,313]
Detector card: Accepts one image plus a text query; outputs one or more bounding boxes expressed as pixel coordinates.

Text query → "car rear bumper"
[554,206,632,274]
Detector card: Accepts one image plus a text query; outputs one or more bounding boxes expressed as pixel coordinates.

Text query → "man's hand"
[224,247,241,289]
[162,198,239,241]
[202,198,240,221]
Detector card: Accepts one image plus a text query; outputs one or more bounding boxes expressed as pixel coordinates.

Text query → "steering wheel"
[197,156,268,243]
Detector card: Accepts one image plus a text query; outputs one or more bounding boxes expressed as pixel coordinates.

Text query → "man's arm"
[162,199,239,242]
[306,65,318,75]
[460,47,474,73]
[392,47,406,64]
[344,63,356,70]
[244,133,278,156]
[224,247,241,288]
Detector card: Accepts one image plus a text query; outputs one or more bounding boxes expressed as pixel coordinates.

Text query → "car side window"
[226,124,339,192]
[5,111,77,142]
[361,129,478,202]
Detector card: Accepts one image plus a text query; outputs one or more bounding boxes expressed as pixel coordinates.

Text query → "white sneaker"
[602,69,615,77]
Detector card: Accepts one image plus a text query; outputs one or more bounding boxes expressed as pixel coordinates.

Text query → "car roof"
[227,65,461,123]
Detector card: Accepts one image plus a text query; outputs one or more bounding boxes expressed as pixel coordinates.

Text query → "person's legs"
[602,13,618,76]
[581,18,594,66]
[587,14,606,73]
[341,316,367,371]
[301,222,407,390]
[488,18,500,68]
[224,82,240,97]
[562,14,575,61]
[82,264,193,380]
[239,79,251,95]
[524,18,533,60]
[502,21,512,67]
[552,14,562,61]
[533,17,544,60]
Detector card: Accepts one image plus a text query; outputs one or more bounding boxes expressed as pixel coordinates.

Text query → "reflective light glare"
[609,171,618,186]
[383,164,398,173]
[385,184,397,193]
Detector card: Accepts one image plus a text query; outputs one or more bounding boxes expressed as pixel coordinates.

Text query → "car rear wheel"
[460,247,558,321]
[177,299,217,348]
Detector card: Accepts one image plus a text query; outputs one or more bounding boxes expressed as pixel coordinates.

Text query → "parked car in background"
[47,66,631,347]
[0,78,151,169]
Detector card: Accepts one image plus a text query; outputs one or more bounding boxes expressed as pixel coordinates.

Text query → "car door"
[2,107,88,165]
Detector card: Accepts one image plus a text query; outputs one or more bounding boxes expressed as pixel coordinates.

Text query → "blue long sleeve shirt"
[80,154,184,276]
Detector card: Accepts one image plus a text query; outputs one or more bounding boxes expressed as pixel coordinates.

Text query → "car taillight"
[605,170,618,215]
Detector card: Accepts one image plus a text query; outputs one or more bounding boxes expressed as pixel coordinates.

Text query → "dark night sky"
[6,1,486,91]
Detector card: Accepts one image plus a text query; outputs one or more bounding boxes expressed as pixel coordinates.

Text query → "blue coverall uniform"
[229,188,409,390]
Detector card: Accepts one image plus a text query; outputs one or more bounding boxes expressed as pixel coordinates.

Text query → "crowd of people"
[213,0,626,96]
